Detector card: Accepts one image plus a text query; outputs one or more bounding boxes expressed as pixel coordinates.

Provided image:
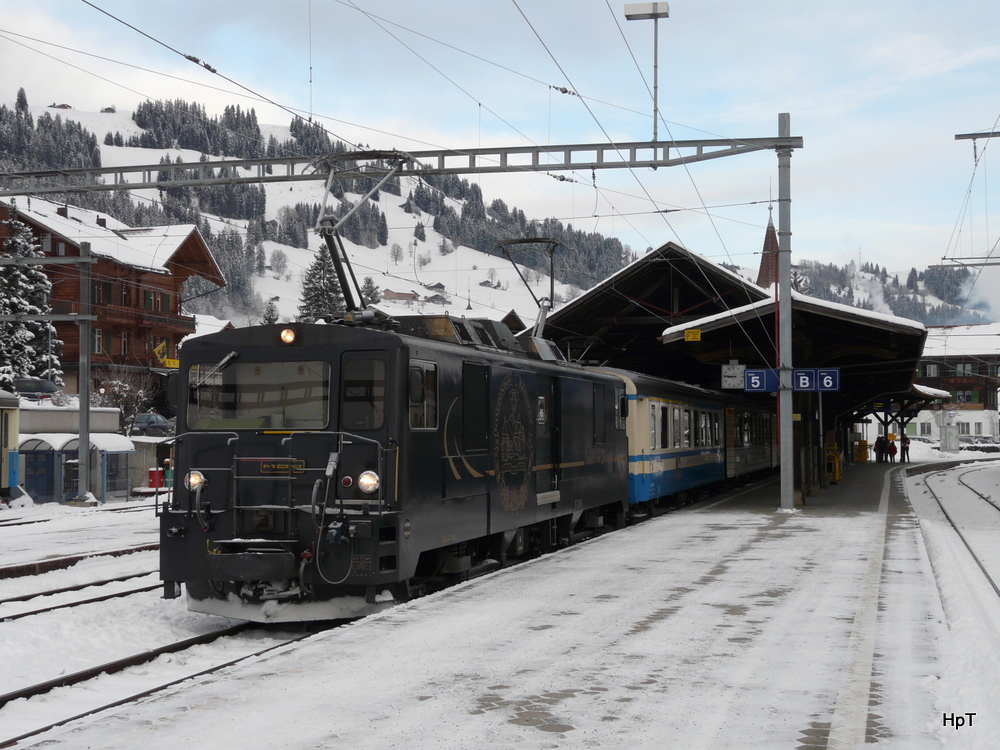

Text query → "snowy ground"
[2,442,1000,748]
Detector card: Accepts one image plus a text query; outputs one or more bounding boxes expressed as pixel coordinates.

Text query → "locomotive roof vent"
[522,336,565,362]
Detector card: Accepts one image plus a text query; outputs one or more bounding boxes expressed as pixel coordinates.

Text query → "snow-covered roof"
[921,323,1000,358]
[180,314,234,346]
[661,289,926,340]
[912,382,951,399]
[3,197,220,282]
[19,432,134,452]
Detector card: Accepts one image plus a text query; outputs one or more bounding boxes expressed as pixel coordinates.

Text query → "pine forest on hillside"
[0,87,991,328]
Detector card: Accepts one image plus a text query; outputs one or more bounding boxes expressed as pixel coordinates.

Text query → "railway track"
[0,502,156,529]
[0,624,326,749]
[0,544,159,580]
[0,573,160,622]
[915,462,1000,597]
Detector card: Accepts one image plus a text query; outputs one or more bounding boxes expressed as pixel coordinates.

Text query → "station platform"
[39,459,990,750]
[700,459,902,515]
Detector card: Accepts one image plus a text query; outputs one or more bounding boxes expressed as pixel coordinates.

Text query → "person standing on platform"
[887,439,897,463]
[900,435,910,463]
[874,434,885,462]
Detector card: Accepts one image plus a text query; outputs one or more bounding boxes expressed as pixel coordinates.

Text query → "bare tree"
[93,364,157,433]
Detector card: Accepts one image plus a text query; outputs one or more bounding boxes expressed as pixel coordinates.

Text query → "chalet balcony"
[51,300,197,335]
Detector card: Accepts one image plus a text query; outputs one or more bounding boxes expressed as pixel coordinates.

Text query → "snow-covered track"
[0,623,252,711]
[0,517,50,529]
[0,571,157,607]
[0,544,159,580]
[918,463,1000,598]
[0,624,337,749]
[0,579,160,622]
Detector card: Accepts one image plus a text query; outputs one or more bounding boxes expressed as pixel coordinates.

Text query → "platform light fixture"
[624,2,670,142]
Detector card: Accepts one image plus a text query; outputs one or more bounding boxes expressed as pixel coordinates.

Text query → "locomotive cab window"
[408,361,438,430]
[188,359,330,430]
[341,357,386,431]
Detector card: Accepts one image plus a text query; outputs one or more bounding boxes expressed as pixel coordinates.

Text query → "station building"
[910,323,1000,443]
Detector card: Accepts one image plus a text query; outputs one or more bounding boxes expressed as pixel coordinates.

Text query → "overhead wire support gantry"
[0,117,804,510]
[0,136,803,197]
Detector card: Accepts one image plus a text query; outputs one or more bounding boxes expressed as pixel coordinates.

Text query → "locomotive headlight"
[357,470,380,494]
[279,327,297,344]
[184,470,207,491]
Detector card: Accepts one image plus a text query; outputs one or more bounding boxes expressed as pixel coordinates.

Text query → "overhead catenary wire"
[7,2,791,339]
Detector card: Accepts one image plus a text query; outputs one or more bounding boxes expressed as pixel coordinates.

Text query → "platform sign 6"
[745,368,779,392]
[816,368,840,391]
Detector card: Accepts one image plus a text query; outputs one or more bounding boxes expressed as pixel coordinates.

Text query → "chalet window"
[121,332,129,356]
[958,422,970,435]
[925,363,939,377]
[956,363,974,375]
[920,422,932,436]
[143,290,153,310]
[91,328,108,354]
[163,293,171,314]
[91,281,113,304]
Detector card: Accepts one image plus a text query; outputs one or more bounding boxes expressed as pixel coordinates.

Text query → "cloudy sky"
[3,1,1000,286]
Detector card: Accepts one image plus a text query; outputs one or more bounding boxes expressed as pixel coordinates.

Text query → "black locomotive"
[159,314,775,622]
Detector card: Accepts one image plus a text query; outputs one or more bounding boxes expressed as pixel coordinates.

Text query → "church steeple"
[755,204,779,289]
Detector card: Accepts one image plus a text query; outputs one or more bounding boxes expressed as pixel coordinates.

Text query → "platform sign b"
[793,369,816,391]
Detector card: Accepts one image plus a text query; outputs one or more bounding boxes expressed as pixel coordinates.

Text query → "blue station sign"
[744,367,841,393]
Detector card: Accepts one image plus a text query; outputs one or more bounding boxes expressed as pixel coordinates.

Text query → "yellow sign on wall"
[684,329,701,342]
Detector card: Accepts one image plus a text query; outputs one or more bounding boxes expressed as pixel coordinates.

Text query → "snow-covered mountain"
[11,101,994,329]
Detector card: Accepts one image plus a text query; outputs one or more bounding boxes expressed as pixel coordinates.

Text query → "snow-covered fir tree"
[262,298,279,324]
[297,249,345,322]
[360,276,381,304]
[0,217,63,388]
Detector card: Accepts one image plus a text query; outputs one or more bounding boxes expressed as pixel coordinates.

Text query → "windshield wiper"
[192,350,239,389]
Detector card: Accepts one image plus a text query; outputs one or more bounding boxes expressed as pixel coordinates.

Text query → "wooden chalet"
[0,198,225,392]
[382,289,421,302]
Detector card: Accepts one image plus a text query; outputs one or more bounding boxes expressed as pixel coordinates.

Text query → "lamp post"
[624,2,670,142]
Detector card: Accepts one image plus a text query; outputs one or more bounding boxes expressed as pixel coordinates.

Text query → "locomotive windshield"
[187,359,330,430]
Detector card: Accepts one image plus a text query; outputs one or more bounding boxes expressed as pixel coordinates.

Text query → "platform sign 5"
[744,368,779,392]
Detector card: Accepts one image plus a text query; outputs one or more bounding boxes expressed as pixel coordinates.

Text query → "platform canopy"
[544,242,928,420]
[545,242,771,376]
[658,291,928,419]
